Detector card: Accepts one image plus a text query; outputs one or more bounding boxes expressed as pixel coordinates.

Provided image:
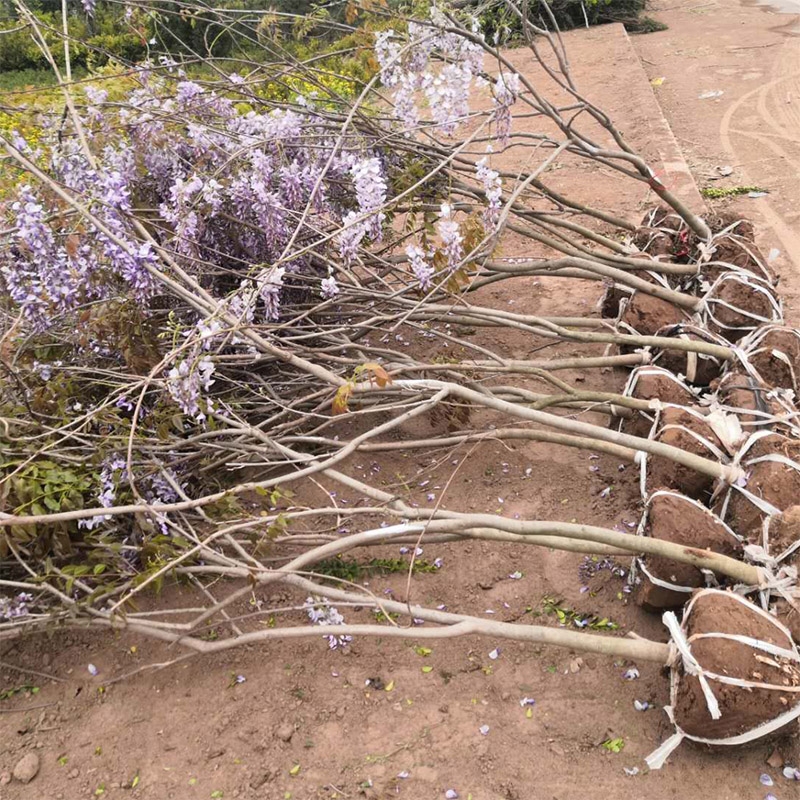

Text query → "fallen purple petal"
[783,766,800,780]
[488,648,500,660]
[479,725,490,736]
[397,771,410,779]
[634,700,649,711]
[623,668,640,680]
[88,664,98,676]
[508,571,523,580]
[519,697,535,707]
[445,791,459,799]
[760,774,773,787]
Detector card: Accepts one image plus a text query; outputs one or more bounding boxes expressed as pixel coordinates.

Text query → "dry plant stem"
[445,19,711,240]
[322,427,638,461]
[398,301,731,359]
[384,379,738,482]
[387,353,649,374]
[70,606,670,663]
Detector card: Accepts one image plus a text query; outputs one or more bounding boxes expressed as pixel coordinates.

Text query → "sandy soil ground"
[2,14,800,800]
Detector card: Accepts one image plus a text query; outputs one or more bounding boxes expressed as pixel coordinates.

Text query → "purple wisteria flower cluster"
[0,64,397,420]
[375,8,486,135]
[0,592,33,621]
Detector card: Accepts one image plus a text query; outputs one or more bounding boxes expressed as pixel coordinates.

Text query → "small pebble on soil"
[12,752,40,784]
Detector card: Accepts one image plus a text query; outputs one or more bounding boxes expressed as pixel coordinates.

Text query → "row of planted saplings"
[601,209,800,766]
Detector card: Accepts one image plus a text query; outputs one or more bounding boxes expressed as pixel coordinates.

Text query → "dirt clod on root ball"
[674,591,800,741]
[637,493,741,611]
[702,236,773,284]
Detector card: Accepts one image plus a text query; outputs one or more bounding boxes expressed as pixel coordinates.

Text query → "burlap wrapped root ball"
[617,366,698,439]
[712,370,797,433]
[643,406,727,500]
[713,433,800,540]
[739,325,800,395]
[702,271,782,343]
[652,323,729,387]
[635,492,742,611]
[647,589,800,769]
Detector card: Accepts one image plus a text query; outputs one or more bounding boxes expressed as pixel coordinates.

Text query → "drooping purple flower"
[406,244,434,290]
[476,153,502,227]
[166,356,216,421]
[256,266,285,322]
[494,72,521,147]
[320,272,339,299]
[437,204,463,271]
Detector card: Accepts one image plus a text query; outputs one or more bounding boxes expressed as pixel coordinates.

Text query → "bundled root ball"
[712,370,797,434]
[618,366,697,439]
[635,492,742,611]
[639,205,688,234]
[652,323,729,386]
[601,270,676,321]
[617,290,691,338]
[703,272,782,342]
[644,406,725,500]
[669,590,800,743]
[631,227,675,259]
[740,325,800,394]
[700,237,774,285]
[751,506,800,641]
[713,434,800,540]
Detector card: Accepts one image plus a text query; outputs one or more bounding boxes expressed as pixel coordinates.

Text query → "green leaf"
[601,737,625,753]
[414,646,432,657]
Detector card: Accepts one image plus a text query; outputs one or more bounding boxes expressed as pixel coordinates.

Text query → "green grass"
[701,185,768,199]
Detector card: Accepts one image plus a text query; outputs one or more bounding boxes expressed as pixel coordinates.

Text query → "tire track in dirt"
[719,45,800,268]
